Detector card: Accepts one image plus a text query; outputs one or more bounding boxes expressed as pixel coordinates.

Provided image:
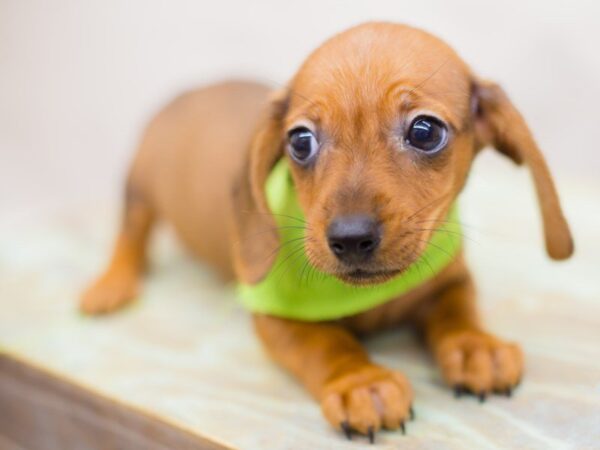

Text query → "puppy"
[80,22,573,441]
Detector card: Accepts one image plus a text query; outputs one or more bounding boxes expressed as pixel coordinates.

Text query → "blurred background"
[1,0,599,221]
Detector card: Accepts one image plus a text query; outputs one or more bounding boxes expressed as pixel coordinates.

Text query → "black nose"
[327,215,381,264]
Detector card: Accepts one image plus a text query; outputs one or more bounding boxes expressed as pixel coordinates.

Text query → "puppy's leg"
[420,272,523,398]
[80,183,154,315]
[254,314,413,439]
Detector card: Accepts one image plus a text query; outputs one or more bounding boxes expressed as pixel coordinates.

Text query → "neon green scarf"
[237,159,461,321]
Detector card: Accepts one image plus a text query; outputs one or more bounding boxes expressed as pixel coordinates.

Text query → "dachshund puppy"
[80,22,573,441]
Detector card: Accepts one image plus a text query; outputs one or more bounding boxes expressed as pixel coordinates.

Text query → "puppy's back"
[129,81,271,279]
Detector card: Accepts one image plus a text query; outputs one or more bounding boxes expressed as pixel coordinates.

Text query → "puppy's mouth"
[336,268,402,285]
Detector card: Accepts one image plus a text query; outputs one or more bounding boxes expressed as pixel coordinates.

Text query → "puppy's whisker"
[233,225,307,246]
[414,218,490,235]
[307,249,322,286]
[240,210,308,225]
[274,238,316,285]
[303,245,328,286]
[251,225,307,235]
[409,226,463,236]
[299,258,312,288]
[413,238,454,260]
[294,245,312,286]
[419,251,436,278]
[278,249,311,287]
[409,244,435,279]
[308,264,318,286]
[306,252,318,286]
[414,218,468,227]
[270,244,307,280]
[404,193,450,223]
[261,236,308,264]
[405,245,427,281]
[407,56,451,96]
[298,248,314,286]
[408,227,477,245]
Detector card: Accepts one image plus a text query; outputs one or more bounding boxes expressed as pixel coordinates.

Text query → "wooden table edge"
[0,353,233,450]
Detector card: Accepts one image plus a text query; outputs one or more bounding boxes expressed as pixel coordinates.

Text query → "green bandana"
[237,159,462,321]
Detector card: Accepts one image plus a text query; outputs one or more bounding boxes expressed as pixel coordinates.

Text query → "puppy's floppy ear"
[230,89,289,283]
[472,79,574,260]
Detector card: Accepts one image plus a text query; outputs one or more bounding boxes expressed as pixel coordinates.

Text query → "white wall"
[1,0,599,216]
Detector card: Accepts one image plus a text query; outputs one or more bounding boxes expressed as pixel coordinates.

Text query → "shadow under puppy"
[81,22,573,441]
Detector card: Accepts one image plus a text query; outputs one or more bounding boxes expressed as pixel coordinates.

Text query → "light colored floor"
[1,156,599,449]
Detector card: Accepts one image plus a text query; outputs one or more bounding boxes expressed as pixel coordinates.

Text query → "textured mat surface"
[1,157,599,449]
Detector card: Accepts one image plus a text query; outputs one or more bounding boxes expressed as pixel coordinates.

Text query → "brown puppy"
[80,22,573,440]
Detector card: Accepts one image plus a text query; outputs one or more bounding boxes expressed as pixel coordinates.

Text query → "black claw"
[400,422,406,435]
[478,392,487,403]
[454,385,463,398]
[367,426,375,444]
[409,406,415,421]
[341,421,352,440]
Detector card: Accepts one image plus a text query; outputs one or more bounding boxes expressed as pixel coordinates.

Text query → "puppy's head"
[232,22,573,285]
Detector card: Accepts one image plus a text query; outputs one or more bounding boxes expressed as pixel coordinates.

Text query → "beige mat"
[1,155,599,449]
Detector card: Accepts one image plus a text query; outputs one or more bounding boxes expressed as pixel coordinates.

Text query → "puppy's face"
[283,24,474,285]
[232,22,572,286]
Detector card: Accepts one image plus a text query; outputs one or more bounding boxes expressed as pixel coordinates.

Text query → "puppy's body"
[81,23,572,440]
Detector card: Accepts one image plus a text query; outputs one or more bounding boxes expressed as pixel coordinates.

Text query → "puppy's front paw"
[435,329,523,399]
[79,271,138,315]
[320,365,413,442]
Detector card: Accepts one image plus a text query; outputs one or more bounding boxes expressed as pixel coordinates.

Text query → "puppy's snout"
[327,215,381,264]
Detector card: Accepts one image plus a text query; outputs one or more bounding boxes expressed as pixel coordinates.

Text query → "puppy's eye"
[406,116,448,153]
[287,127,319,164]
